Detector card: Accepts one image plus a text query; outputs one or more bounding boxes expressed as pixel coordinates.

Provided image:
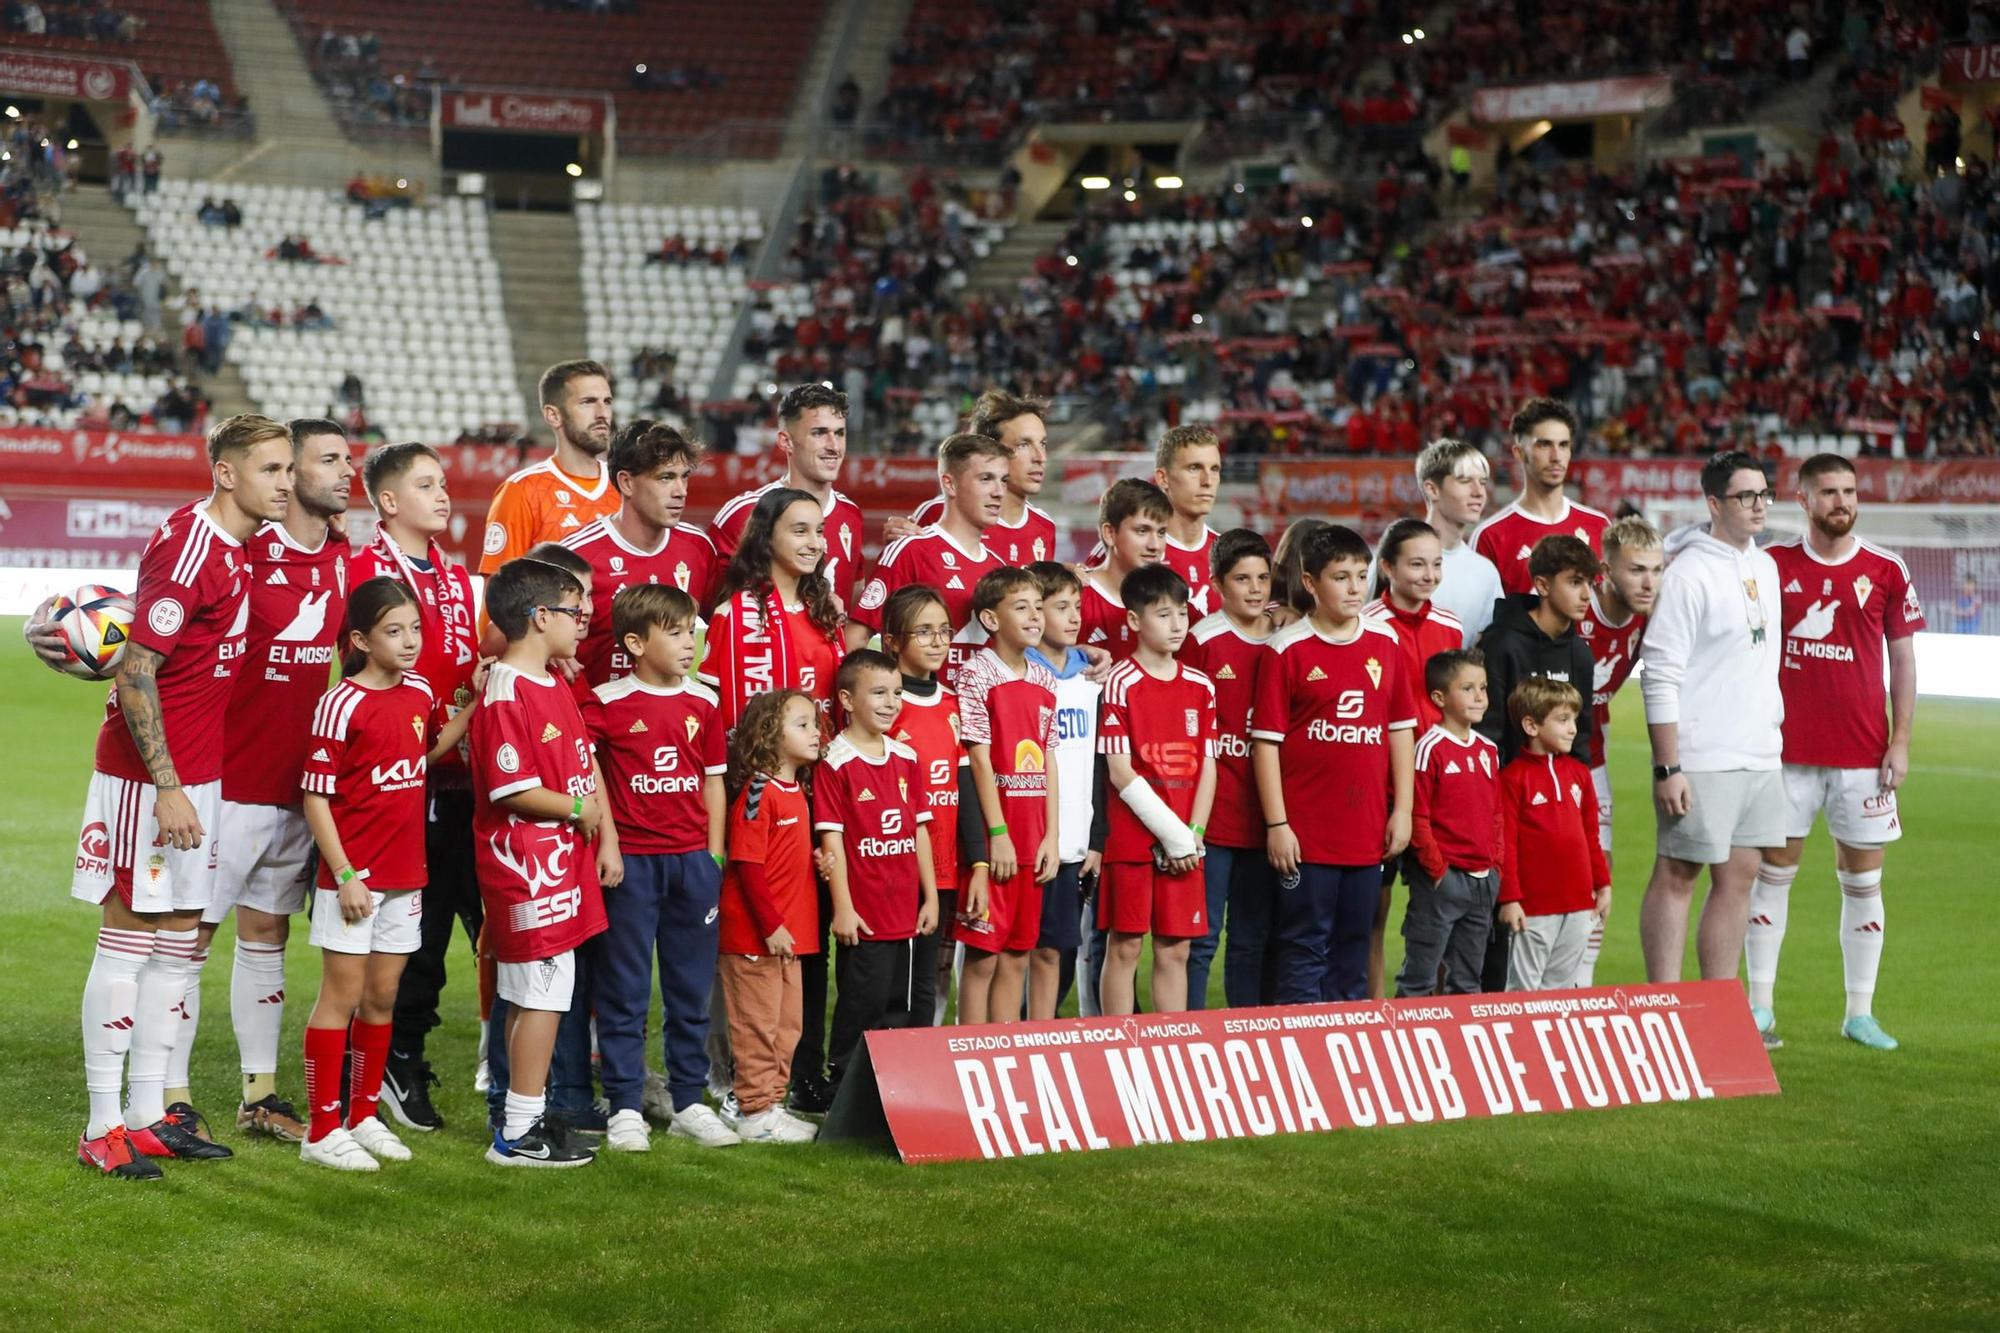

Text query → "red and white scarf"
[359,526,477,699]
[718,584,796,727]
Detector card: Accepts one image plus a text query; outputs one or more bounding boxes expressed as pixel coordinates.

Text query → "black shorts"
[1036,861,1085,952]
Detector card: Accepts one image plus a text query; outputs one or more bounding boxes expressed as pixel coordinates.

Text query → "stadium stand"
[2,0,247,134]
[578,201,764,419]
[275,0,823,153]
[124,179,527,442]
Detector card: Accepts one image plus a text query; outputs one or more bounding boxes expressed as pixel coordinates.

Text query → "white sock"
[81,927,152,1137]
[1837,868,1885,1020]
[230,939,287,1082]
[164,942,207,1097]
[503,1090,545,1142]
[1744,862,1797,1011]
[1575,918,1604,987]
[125,928,199,1129]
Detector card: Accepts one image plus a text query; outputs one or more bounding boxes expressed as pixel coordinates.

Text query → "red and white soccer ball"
[48,584,137,681]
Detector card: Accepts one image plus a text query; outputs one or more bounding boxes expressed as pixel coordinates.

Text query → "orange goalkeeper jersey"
[478,457,621,575]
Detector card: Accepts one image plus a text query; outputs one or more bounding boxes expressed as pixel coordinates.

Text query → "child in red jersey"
[1254,525,1418,1004]
[582,584,734,1152]
[1097,565,1217,1015]
[818,650,939,1086]
[1364,517,1464,1000]
[701,486,845,732]
[297,577,477,1171]
[1181,528,1275,1008]
[1078,478,1170,661]
[880,584,988,1026]
[1396,649,1503,997]
[718,689,823,1144]
[1497,678,1610,991]
[955,568,1061,1025]
[471,558,614,1168]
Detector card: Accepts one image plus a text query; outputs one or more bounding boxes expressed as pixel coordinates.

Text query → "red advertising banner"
[440,88,610,134]
[832,982,1775,1164]
[1470,75,1674,124]
[1941,44,2000,85]
[1570,457,2000,508]
[1254,458,1422,512]
[0,51,137,101]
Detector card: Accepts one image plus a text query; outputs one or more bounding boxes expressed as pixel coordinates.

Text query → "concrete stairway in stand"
[487,212,588,435]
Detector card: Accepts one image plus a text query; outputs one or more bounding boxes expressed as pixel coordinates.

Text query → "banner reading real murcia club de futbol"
[824,982,1777,1164]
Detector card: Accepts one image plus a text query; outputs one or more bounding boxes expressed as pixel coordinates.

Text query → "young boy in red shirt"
[955,568,1060,1025]
[583,584,735,1152]
[817,650,939,1085]
[1079,478,1170,661]
[470,558,613,1167]
[1097,566,1218,1015]
[1397,648,1503,997]
[1497,678,1611,991]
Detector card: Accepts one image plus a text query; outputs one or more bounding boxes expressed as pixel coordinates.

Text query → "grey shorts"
[1655,767,1785,865]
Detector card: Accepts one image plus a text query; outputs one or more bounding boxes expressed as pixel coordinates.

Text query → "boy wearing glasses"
[1638,451,1785,991]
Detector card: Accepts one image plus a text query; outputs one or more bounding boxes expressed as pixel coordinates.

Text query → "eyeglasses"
[1723,489,1776,509]
[903,626,951,642]
[536,605,586,622]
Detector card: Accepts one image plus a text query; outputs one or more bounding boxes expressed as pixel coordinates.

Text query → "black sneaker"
[555,1102,609,1136]
[540,1110,600,1156]
[136,1106,233,1160]
[787,1073,834,1115]
[486,1115,594,1168]
[381,1064,443,1133]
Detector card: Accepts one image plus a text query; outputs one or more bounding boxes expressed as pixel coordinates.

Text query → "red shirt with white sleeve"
[850,526,1003,690]
[1769,536,1925,768]
[719,777,817,956]
[347,529,480,771]
[1410,724,1502,880]
[1078,574,1139,661]
[910,495,1059,566]
[1250,617,1419,866]
[562,517,718,687]
[224,522,350,806]
[301,674,444,890]
[1471,498,1612,594]
[1181,612,1269,849]
[709,479,868,607]
[469,662,607,963]
[583,676,726,855]
[1096,659,1218,863]
[1498,750,1608,916]
[95,501,250,786]
[1363,595,1464,733]
[1573,592,1647,769]
[814,734,932,941]
[891,683,967,890]
[1087,527,1216,616]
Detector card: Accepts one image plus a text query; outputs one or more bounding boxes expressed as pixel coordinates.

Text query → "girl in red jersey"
[1362,517,1464,1001]
[297,577,477,1171]
[700,487,845,732]
[717,689,823,1144]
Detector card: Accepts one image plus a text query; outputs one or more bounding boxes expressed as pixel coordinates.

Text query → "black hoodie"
[1473,593,1597,765]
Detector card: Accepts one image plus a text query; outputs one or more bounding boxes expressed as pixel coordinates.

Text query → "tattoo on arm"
[117,644,180,790]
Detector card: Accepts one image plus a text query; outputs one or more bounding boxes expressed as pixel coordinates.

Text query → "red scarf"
[361,527,477,706]
[718,584,796,727]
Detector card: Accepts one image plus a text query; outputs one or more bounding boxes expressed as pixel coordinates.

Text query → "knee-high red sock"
[303,1026,348,1142]
[346,1019,393,1127]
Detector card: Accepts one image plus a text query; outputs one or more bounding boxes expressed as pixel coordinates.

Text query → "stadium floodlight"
[1191,313,1204,325]
[565,162,584,178]
[1301,216,1313,227]
[1065,255,1079,267]
[66,139,78,149]
[1402,32,1413,43]
[3,106,16,119]
[1413,27,1426,39]
[1080,175,1111,189]
[1155,175,1184,189]
[1123,189,1138,201]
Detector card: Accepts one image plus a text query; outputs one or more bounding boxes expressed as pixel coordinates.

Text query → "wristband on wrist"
[710,851,726,869]
[336,866,358,886]
[1266,819,1288,828]
[970,860,990,870]
[571,794,585,822]
[1190,824,1206,837]
[988,823,1008,838]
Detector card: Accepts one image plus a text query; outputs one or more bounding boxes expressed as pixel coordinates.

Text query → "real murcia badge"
[1364,657,1383,688]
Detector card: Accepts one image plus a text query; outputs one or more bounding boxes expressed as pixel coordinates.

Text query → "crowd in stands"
[3,0,141,43]
[307,27,435,130]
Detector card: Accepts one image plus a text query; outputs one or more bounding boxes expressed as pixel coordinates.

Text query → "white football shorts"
[497,950,577,1012]
[71,773,222,914]
[1782,764,1902,848]
[308,886,424,955]
[205,800,315,924]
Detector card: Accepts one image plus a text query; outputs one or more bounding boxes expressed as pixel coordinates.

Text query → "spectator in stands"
[141,147,160,193]
[339,370,366,407]
[198,196,226,226]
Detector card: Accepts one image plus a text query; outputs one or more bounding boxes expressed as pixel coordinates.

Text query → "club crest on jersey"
[610,555,625,573]
[1364,657,1382,688]
[840,526,853,559]
[947,712,961,740]
[1853,574,1873,608]
[1185,708,1200,737]
[540,722,562,743]
[685,715,700,742]
[898,776,909,801]
[940,549,958,569]
[411,714,424,741]
[555,490,571,505]
[1033,539,1047,559]
[674,562,690,590]
[268,540,284,559]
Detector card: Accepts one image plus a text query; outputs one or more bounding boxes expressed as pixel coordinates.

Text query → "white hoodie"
[1640,528,1785,771]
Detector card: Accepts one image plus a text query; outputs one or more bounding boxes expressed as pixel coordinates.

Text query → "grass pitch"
[2,617,1996,1329]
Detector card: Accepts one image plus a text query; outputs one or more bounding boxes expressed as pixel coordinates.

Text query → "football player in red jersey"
[850,432,1009,678]
[1079,478,1170,661]
[71,414,294,1177]
[890,389,1059,565]
[1749,455,1922,1052]
[1083,426,1224,616]
[1471,398,1610,595]
[710,383,868,614]
[171,418,354,1146]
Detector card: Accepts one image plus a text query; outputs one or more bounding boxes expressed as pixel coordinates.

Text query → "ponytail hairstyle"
[717,487,842,636]
[1271,518,1331,616]
[1374,517,1439,583]
[341,575,419,677]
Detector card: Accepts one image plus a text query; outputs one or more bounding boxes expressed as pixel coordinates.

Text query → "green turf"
[3,615,1996,1329]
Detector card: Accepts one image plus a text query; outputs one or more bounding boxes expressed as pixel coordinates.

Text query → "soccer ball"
[48,584,137,681]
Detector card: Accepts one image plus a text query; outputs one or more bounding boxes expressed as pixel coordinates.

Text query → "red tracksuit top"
[1497,750,1609,916]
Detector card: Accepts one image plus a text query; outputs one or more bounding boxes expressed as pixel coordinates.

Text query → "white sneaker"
[737,1107,816,1144]
[642,1070,674,1125]
[348,1115,412,1162]
[668,1102,741,1148]
[474,1024,490,1092]
[717,1090,742,1127]
[776,1108,820,1142]
[300,1125,379,1172]
[605,1108,651,1153]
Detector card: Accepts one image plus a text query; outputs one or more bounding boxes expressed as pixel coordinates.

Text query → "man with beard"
[479,360,620,576]
[1748,455,1921,1051]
